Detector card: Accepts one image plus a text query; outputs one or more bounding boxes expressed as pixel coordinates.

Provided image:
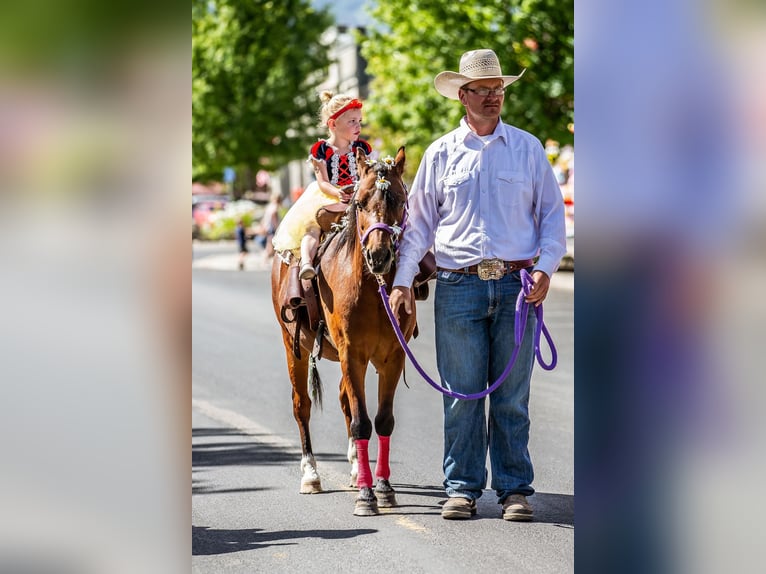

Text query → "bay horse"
[270,146,416,516]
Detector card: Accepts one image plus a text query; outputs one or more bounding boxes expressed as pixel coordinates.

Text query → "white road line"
[192,398,296,450]
[192,397,355,492]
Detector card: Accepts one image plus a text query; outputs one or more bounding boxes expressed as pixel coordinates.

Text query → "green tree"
[193,0,333,184]
[360,0,573,178]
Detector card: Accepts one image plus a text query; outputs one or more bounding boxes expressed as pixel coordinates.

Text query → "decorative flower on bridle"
[353,151,409,273]
[381,155,396,169]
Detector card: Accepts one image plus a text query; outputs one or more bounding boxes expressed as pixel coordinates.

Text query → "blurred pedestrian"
[272,91,372,279]
[388,49,567,521]
[235,218,248,271]
[254,191,282,263]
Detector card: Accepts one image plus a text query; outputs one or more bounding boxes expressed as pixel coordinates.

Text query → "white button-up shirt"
[393,117,567,288]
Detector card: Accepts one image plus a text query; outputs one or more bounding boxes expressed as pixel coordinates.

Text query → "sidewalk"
[192,240,274,272]
[192,252,274,272]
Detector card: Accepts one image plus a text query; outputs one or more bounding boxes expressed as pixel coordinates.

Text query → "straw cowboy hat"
[434,49,525,100]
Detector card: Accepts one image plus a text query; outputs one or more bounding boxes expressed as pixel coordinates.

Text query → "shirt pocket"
[439,171,473,210]
[496,170,531,208]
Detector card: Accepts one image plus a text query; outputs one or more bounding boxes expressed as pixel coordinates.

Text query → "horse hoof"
[353,487,379,516]
[353,499,379,516]
[349,472,358,488]
[300,479,322,494]
[374,479,397,507]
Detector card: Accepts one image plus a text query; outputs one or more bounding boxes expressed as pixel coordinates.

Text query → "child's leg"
[300,229,320,265]
[299,228,320,279]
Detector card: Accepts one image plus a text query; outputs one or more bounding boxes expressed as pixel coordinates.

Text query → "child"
[272,91,372,279]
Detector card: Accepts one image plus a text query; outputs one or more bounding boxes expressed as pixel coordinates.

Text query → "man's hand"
[388,286,412,324]
[524,270,551,307]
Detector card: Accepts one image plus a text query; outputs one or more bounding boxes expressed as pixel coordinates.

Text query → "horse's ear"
[355,146,369,177]
[394,146,406,176]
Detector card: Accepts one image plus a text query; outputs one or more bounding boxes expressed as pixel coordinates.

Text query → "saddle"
[279,200,353,362]
[281,256,333,361]
[315,201,349,233]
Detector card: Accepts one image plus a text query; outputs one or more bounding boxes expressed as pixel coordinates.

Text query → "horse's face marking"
[354,147,407,275]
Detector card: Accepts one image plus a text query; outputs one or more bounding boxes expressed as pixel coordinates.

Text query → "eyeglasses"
[462,87,506,97]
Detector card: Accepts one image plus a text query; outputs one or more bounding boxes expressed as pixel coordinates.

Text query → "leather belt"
[437,258,535,280]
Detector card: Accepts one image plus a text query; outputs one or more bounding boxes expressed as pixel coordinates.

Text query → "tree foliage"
[360,0,573,178]
[192,0,333,183]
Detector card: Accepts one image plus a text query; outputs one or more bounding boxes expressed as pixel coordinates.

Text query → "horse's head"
[352,146,407,276]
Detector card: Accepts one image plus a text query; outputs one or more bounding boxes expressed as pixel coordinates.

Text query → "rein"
[349,155,557,400]
[377,269,557,401]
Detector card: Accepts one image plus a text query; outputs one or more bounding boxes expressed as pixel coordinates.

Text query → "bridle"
[353,157,408,274]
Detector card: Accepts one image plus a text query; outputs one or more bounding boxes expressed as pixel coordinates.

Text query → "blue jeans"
[434,269,536,503]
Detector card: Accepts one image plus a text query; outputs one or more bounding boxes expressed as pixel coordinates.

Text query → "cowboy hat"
[434,49,525,100]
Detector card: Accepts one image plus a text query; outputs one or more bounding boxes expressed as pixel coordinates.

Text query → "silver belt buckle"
[477,258,505,280]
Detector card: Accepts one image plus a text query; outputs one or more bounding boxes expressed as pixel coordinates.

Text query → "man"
[389,49,566,521]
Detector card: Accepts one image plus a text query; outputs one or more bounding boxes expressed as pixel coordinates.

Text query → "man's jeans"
[434,269,536,502]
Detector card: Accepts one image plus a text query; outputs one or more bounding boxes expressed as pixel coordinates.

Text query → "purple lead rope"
[379,268,557,401]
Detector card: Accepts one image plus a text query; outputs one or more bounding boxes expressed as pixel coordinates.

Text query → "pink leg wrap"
[355,439,373,488]
[375,435,391,480]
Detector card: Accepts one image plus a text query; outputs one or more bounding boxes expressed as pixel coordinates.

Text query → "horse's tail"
[308,354,323,410]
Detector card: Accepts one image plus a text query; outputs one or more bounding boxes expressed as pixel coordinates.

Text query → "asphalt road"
[192,242,574,573]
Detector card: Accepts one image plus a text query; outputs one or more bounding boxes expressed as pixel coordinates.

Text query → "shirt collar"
[458,117,508,145]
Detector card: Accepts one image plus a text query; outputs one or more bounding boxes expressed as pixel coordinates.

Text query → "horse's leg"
[280,329,321,494]
[339,356,377,516]
[339,388,358,487]
[372,355,405,507]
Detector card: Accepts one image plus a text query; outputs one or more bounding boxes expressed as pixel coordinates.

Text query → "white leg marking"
[300,454,322,493]
[347,437,358,487]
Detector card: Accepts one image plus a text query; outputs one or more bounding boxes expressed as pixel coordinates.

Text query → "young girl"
[272,91,372,279]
